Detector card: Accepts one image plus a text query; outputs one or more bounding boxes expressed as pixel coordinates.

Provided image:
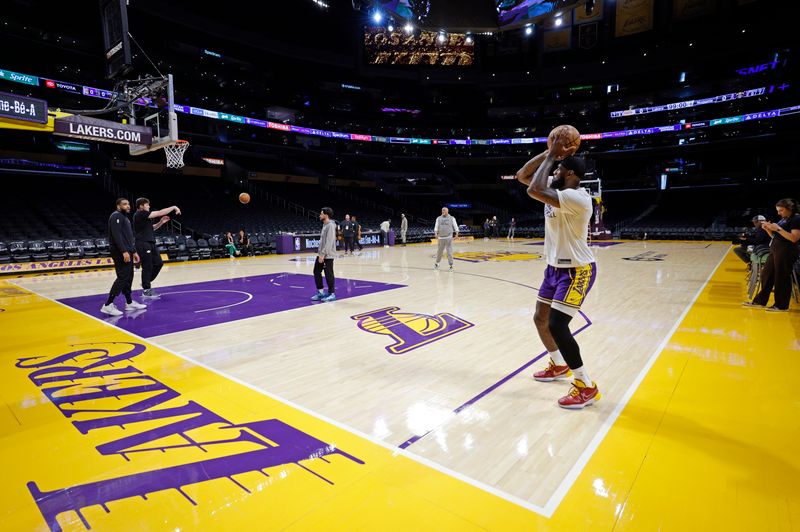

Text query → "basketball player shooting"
[515,132,599,409]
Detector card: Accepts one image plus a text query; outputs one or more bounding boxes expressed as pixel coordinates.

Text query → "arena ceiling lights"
[363,0,585,33]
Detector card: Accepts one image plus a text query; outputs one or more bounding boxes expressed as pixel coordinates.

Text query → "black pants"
[356,236,363,250]
[106,250,134,305]
[380,231,387,246]
[314,258,335,293]
[136,241,163,290]
[344,236,355,253]
[753,247,799,309]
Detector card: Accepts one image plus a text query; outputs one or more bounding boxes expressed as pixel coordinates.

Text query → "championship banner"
[579,23,599,49]
[54,115,153,146]
[574,1,604,23]
[615,0,654,37]
[364,28,474,66]
[543,28,572,52]
[0,258,115,275]
[673,0,716,19]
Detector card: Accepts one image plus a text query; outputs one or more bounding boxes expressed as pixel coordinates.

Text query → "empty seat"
[196,238,212,260]
[0,242,11,263]
[185,237,200,260]
[80,239,99,258]
[45,240,66,260]
[29,241,49,261]
[94,238,110,257]
[64,240,82,259]
[9,241,32,263]
[208,237,226,259]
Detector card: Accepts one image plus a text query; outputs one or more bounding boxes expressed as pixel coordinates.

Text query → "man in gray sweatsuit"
[400,213,408,246]
[312,207,337,302]
[434,207,459,271]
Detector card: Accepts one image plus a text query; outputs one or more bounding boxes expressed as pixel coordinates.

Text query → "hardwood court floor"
[1,239,798,530]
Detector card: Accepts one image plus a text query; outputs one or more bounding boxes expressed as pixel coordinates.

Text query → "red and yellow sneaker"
[558,379,600,409]
[533,359,572,382]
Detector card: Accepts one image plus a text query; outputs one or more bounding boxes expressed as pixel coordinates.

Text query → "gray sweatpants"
[436,236,454,265]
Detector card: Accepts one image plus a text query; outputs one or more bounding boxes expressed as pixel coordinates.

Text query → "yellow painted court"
[1,239,798,530]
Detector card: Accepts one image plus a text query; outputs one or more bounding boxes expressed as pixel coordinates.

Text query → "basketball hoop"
[164,139,189,169]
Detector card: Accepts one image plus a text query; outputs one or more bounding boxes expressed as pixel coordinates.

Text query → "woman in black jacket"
[745,198,800,311]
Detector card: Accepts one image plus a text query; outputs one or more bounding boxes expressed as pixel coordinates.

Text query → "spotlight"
[554,17,563,27]
[465,34,473,44]
[387,24,394,32]
[373,11,383,24]
[404,22,413,33]
[525,25,533,35]
[438,32,446,43]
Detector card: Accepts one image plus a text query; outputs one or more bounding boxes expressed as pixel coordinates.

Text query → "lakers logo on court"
[453,251,542,263]
[352,307,474,354]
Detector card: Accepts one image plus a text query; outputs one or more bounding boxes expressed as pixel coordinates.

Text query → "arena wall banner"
[53,115,153,146]
[574,1,604,23]
[364,28,474,66]
[615,0,654,37]
[543,28,572,52]
[673,0,716,20]
[0,258,115,275]
[579,23,599,49]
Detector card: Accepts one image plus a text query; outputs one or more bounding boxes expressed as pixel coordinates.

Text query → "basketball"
[239,192,250,204]
[548,125,581,156]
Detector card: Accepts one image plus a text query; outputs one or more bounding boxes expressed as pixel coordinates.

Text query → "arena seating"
[0,168,785,265]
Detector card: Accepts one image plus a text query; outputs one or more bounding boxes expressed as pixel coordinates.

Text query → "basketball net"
[164,140,189,169]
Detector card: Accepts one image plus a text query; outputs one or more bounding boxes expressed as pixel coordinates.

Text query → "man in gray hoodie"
[312,207,337,302]
[434,207,459,271]
[400,213,408,246]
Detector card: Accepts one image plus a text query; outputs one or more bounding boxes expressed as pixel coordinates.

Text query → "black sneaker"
[765,306,788,312]
[142,289,161,299]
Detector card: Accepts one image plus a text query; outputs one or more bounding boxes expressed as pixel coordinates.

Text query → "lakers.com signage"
[54,115,153,146]
[0,258,115,275]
